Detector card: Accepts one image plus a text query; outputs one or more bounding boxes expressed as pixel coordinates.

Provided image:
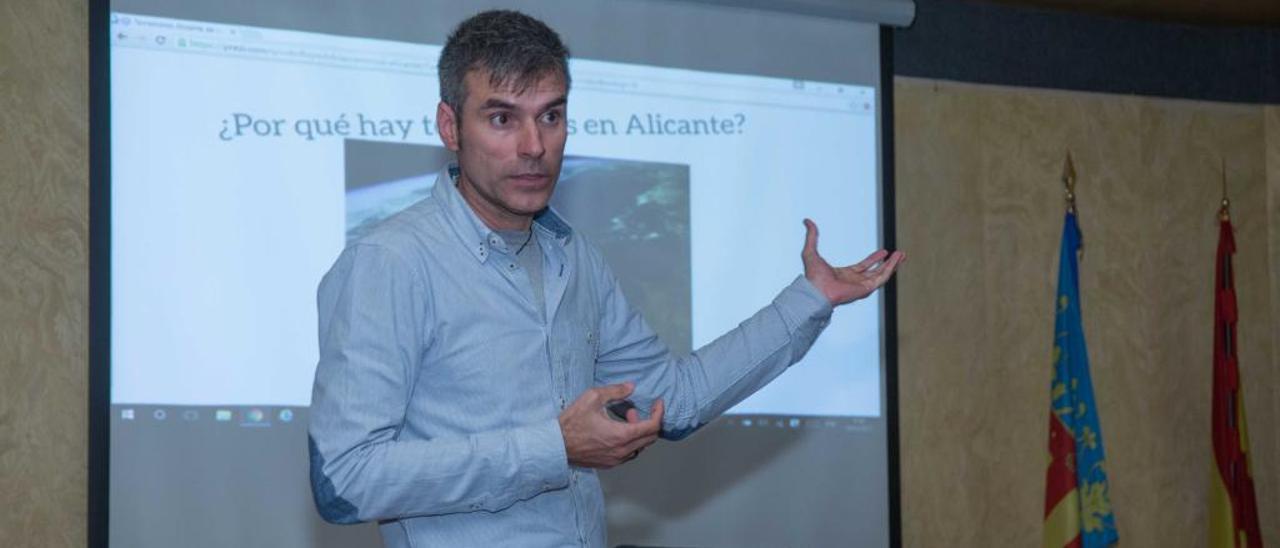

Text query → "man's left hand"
[801,218,905,306]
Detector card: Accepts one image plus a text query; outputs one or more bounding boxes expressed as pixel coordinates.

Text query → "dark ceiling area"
[984,0,1280,26]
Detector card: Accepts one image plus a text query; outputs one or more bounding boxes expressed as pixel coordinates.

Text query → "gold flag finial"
[1219,157,1230,222]
[1062,150,1077,214]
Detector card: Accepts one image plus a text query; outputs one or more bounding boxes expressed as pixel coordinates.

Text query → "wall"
[895,76,1279,547]
[0,0,90,546]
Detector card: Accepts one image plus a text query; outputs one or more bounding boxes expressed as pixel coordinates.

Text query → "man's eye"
[540,111,561,124]
[489,113,509,127]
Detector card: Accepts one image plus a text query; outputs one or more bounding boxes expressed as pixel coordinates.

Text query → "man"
[309,9,903,547]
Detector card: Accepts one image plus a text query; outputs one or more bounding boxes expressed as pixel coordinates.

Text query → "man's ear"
[437,101,459,151]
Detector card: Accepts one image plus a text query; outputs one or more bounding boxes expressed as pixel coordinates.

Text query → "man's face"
[437,69,568,230]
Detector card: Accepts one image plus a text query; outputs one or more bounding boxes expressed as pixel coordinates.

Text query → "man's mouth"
[510,173,550,184]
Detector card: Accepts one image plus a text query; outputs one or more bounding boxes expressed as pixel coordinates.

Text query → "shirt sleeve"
[308,244,569,524]
[591,257,834,440]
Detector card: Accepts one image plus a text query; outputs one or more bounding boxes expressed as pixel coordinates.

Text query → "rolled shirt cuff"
[774,275,834,332]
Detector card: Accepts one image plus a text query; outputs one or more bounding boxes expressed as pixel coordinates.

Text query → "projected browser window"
[110,13,880,418]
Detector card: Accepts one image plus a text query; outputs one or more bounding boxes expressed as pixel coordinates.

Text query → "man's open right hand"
[558,382,664,469]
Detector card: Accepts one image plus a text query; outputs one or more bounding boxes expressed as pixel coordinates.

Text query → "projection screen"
[92,1,911,546]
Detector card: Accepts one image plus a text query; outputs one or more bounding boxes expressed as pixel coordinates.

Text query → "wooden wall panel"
[895,77,1278,548]
[894,79,992,547]
[1262,104,1280,548]
[0,0,89,546]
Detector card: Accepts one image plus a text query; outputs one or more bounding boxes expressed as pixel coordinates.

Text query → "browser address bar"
[179,36,434,75]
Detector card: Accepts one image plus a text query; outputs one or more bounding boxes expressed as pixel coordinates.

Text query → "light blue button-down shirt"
[309,166,834,547]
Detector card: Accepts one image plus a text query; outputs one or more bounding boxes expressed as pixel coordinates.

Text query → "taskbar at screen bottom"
[108,403,879,434]
[715,413,879,433]
[110,403,300,428]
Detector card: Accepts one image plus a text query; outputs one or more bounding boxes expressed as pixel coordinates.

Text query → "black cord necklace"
[514,229,534,256]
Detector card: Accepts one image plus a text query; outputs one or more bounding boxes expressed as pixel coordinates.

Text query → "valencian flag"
[1208,211,1263,548]
[1043,210,1119,548]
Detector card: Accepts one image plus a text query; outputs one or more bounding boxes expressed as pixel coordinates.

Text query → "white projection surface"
[110,13,881,417]
[107,6,891,547]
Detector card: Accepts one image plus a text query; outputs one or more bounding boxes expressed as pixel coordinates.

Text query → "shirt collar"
[433,164,573,264]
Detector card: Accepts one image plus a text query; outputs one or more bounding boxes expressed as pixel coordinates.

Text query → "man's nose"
[517,121,545,159]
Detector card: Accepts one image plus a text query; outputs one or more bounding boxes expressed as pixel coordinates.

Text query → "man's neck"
[455,173,533,231]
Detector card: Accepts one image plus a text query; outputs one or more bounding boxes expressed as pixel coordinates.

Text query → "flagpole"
[1219,158,1230,223]
[1063,151,1077,215]
[1063,151,1082,260]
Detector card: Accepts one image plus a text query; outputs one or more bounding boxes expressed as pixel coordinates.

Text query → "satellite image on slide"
[343,140,692,352]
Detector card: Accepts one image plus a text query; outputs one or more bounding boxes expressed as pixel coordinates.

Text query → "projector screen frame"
[88,0,112,545]
[85,1,902,545]
[880,25,903,548]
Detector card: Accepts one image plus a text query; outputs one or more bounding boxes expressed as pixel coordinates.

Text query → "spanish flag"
[1208,216,1263,548]
[1043,212,1119,548]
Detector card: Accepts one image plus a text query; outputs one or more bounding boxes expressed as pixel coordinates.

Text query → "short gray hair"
[438,10,571,113]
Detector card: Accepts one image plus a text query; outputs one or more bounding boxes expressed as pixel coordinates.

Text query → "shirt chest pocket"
[550,267,602,401]
[550,321,598,401]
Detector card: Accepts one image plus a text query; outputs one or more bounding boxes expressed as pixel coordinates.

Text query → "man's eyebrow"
[540,96,568,110]
[477,98,516,110]
[475,95,567,111]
